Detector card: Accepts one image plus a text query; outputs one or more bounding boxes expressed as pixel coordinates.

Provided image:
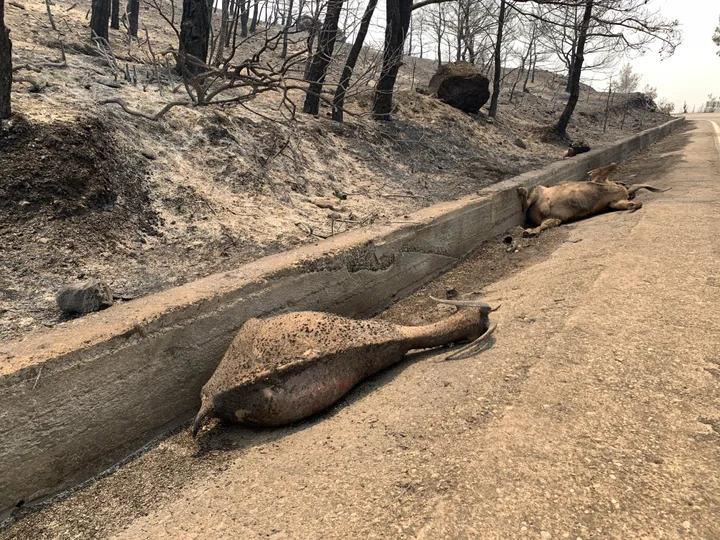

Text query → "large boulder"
[428,62,490,114]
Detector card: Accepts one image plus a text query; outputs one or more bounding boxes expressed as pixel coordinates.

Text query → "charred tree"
[372,0,412,120]
[90,0,111,40]
[302,0,344,115]
[0,0,11,120]
[488,0,505,118]
[239,0,249,37]
[280,0,295,58]
[110,0,119,29]
[556,1,593,137]
[556,0,593,139]
[250,0,259,32]
[215,0,230,64]
[128,0,139,37]
[179,0,211,73]
[332,0,378,122]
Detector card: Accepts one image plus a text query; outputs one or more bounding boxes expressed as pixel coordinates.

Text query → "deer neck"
[399,310,480,351]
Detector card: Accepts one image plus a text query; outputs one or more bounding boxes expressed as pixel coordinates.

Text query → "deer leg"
[608,199,643,213]
[517,186,530,211]
[523,218,562,238]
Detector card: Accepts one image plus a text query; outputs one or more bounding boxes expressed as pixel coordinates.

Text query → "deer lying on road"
[518,163,670,237]
[192,296,496,436]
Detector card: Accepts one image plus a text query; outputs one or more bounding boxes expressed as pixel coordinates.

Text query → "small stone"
[514,137,527,149]
[56,279,113,315]
[540,532,551,539]
[683,521,691,529]
[141,150,157,160]
[37,237,50,244]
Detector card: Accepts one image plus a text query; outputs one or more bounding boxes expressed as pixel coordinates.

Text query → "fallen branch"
[96,79,123,88]
[40,42,67,68]
[13,76,45,92]
[8,1,25,8]
[381,193,430,200]
[295,222,329,239]
[100,97,190,120]
[12,63,42,72]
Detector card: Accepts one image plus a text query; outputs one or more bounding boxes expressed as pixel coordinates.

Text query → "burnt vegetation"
[0,0,685,340]
[0,0,683,126]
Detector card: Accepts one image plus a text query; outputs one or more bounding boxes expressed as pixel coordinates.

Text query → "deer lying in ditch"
[192,297,496,437]
[518,163,670,237]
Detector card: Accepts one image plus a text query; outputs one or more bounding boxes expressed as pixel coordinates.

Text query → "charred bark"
[250,0,259,32]
[372,0,412,120]
[488,0,505,118]
[90,0,111,40]
[128,0,139,37]
[556,0,593,139]
[239,0,249,37]
[0,0,11,120]
[302,0,344,115]
[110,0,119,29]
[215,0,230,65]
[280,0,294,59]
[179,0,211,73]
[332,0,378,122]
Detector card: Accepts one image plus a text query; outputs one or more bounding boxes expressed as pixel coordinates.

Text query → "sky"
[630,0,720,112]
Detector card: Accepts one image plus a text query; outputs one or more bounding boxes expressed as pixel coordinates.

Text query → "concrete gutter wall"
[0,117,684,518]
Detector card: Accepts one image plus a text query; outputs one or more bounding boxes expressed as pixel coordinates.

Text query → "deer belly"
[238,361,365,426]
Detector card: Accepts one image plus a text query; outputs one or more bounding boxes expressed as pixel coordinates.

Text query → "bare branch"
[100,97,191,120]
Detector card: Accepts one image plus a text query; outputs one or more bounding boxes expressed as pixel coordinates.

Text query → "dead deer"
[192,297,496,436]
[518,163,670,237]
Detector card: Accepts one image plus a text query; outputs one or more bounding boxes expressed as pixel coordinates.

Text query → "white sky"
[630,0,720,112]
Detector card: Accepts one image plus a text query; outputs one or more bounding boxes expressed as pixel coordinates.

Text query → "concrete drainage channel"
[0,117,684,520]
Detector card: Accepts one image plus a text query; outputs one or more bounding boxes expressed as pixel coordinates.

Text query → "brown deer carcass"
[517,163,670,237]
[192,297,496,437]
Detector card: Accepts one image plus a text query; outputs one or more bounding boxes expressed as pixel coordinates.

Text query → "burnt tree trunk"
[280,0,295,58]
[564,52,575,92]
[239,0,249,37]
[128,0,139,37]
[556,0,593,139]
[0,0,11,120]
[302,0,344,115]
[90,0,111,40]
[215,0,230,65]
[179,0,211,73]
[110,0,119,29]
[488,0,505,118]
[332,0,378,122]
[249,0,259,32]
[372,0,412,120]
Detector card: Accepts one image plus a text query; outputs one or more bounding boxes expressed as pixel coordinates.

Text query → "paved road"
[4,119,720,539]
